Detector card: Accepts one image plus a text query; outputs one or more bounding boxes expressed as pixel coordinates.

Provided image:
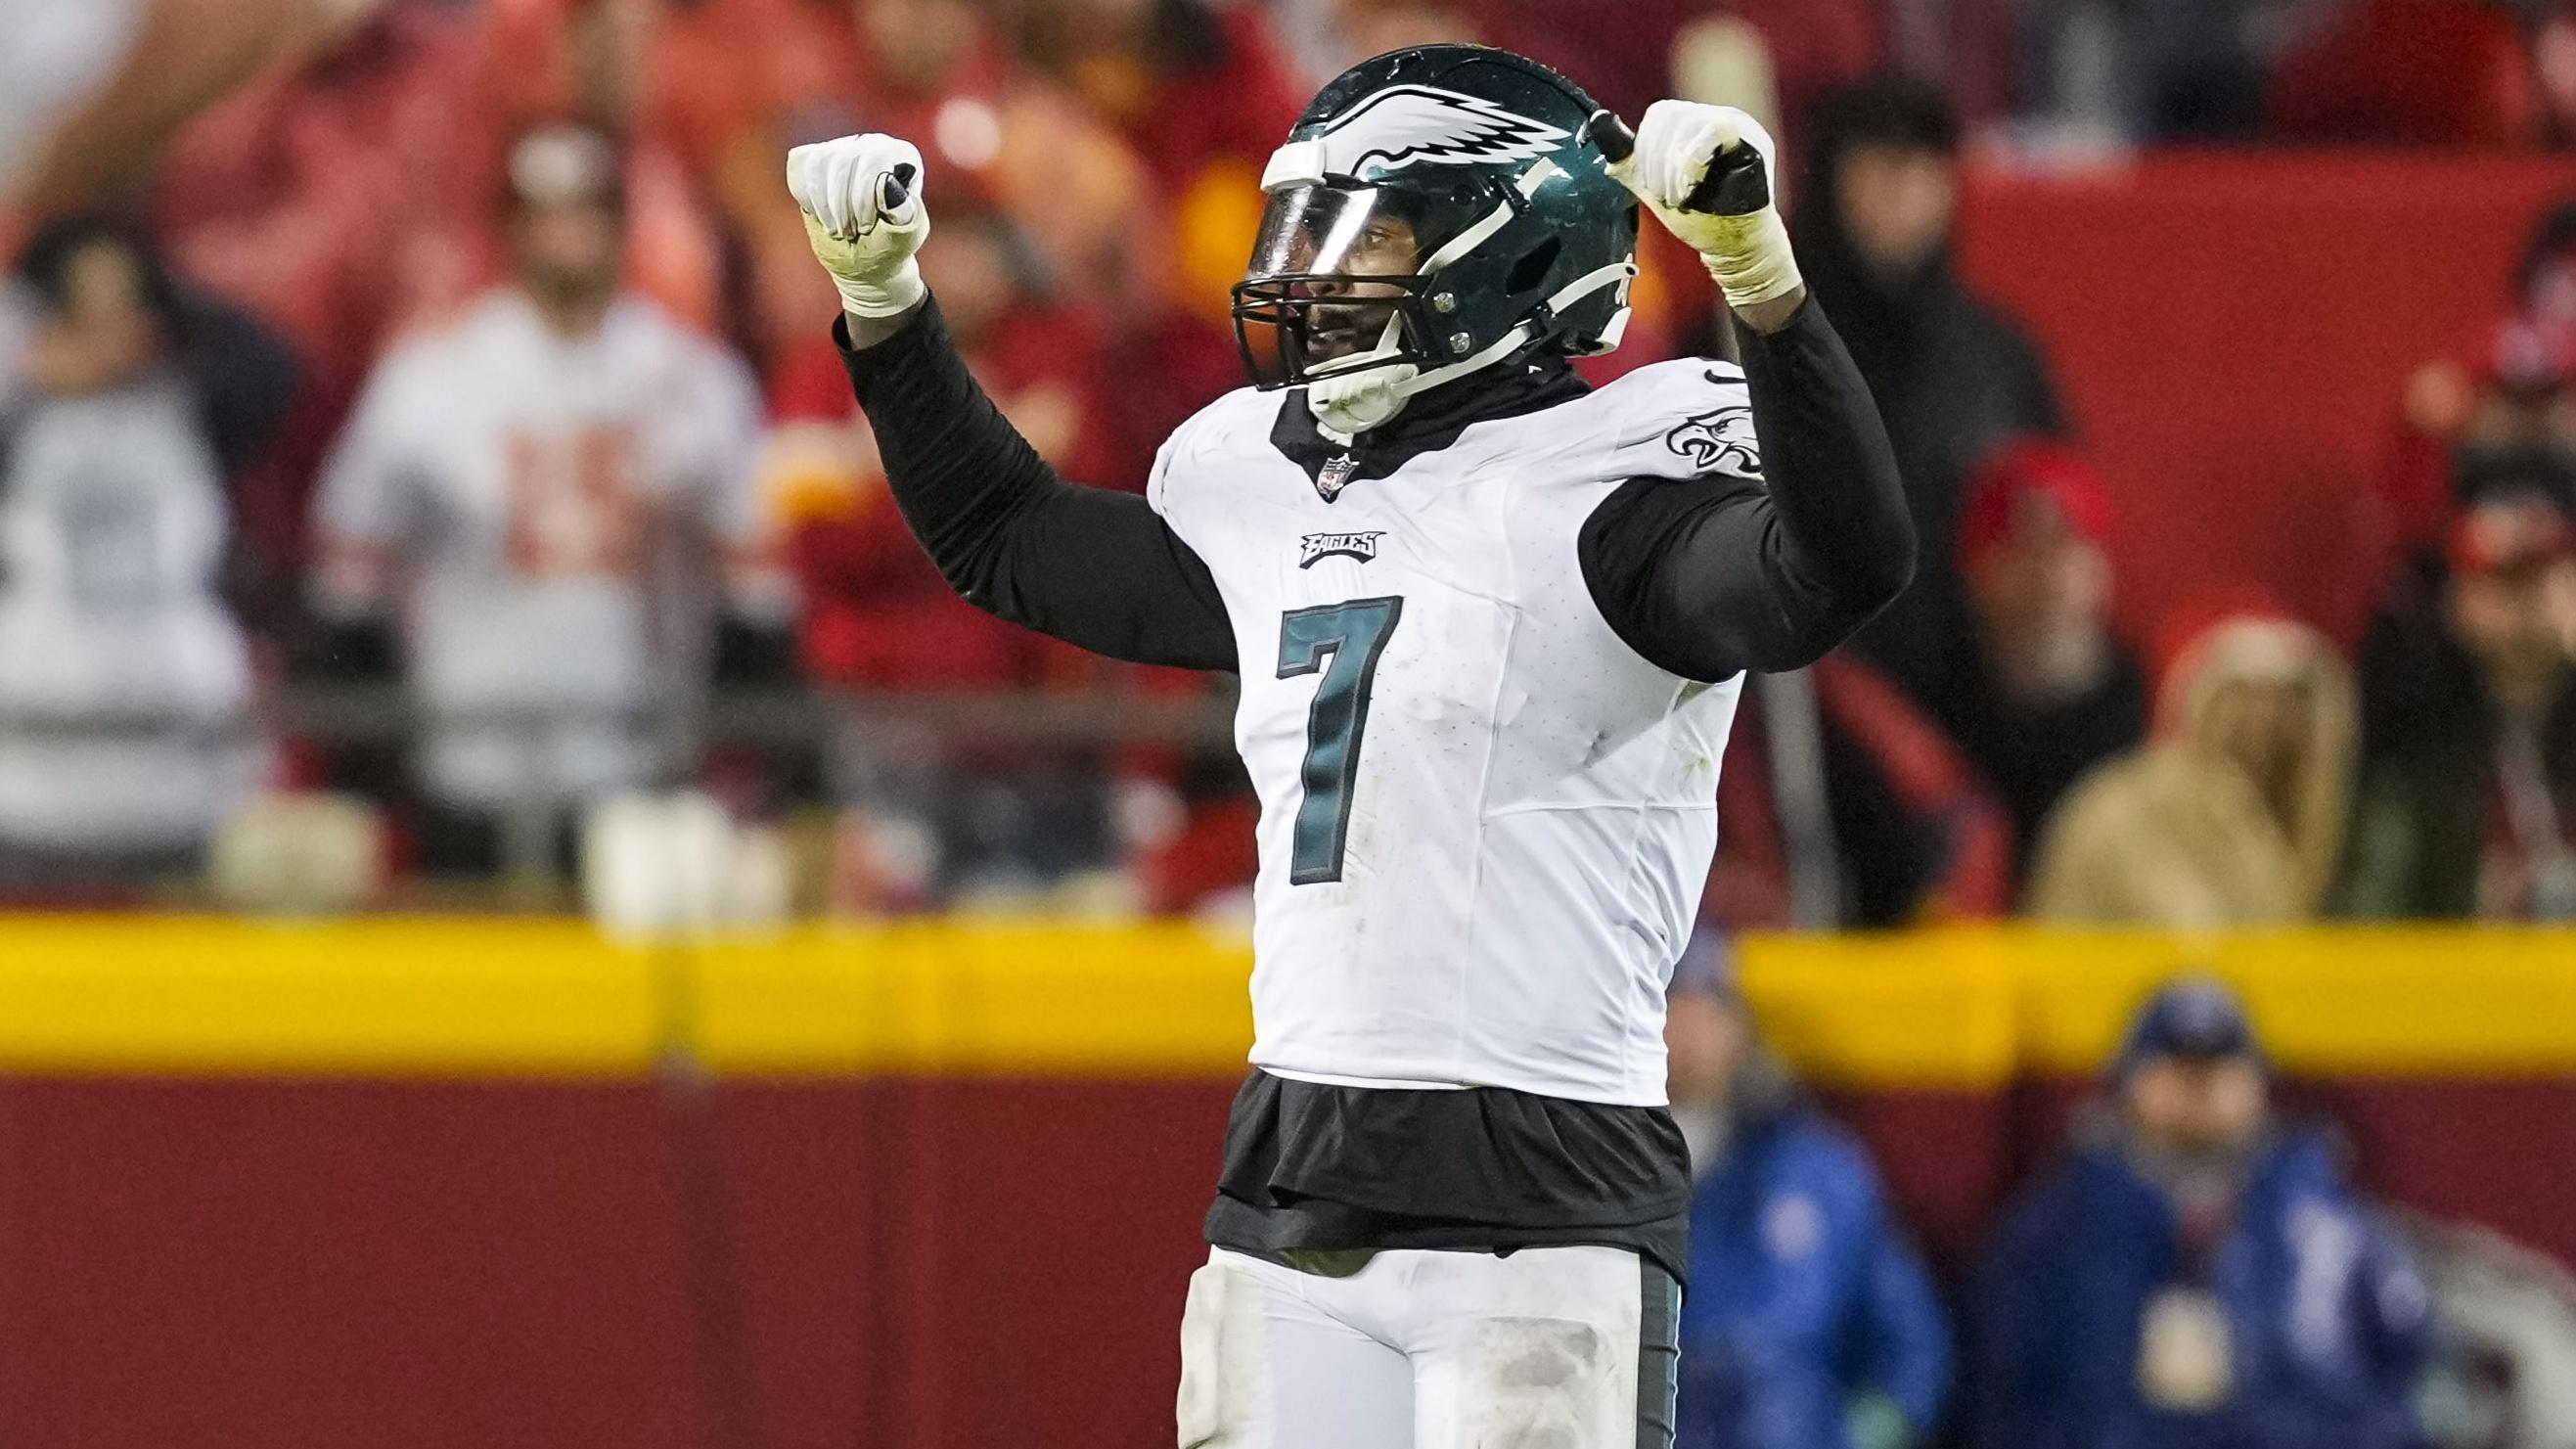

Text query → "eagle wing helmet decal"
[1316,84,1570,176]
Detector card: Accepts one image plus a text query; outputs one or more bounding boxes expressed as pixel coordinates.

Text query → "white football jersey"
[1150,359,1754,1106]
[316,289,764,808]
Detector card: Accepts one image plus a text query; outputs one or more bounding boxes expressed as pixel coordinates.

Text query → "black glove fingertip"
[1684,147,1771,217]
[1583,110,1637,165]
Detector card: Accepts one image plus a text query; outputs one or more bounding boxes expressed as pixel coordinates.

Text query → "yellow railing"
[1,917,2569,1083]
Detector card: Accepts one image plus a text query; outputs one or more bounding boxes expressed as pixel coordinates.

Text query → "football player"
[789,44,1913,1449]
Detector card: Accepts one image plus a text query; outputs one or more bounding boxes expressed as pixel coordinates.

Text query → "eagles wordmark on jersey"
[799,38,1913,1449]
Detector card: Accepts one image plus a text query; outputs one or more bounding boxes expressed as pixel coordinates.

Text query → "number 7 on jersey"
[1276,597,1404,885]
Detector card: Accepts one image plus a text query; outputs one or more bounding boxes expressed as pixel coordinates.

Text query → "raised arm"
[791,135,1235,672]
[1584,101,1914,681]
[1580,296,1913,679]
[837,302,1233,669]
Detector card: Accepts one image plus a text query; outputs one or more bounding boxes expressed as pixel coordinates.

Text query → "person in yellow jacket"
[2027,605,2353,926]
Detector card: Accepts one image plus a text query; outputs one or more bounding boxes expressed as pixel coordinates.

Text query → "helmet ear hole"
[1505,237,1562,296]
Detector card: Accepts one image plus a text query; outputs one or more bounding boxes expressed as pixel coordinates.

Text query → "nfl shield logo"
[1315,453,1360,502]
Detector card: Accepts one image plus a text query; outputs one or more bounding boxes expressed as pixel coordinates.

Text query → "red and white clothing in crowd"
[1706,657,2013,931]
[765,282,1125,689]
[314,287,775,811]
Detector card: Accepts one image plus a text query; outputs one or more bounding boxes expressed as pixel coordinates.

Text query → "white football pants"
[1176,1245,1682,1449]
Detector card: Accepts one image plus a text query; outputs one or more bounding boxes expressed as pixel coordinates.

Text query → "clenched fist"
[1607,101,1801,311]
[786,133,931,319]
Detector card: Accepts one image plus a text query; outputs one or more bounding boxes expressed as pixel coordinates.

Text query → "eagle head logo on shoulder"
[1317,85,1568,176]
[1663,378,1763,481]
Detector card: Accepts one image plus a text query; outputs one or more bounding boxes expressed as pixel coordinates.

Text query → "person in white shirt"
[0,213,295,887]
[312,123,786,875]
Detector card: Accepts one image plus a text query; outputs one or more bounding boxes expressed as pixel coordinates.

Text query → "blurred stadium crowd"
[1658,964,2561,1449]
[0,0,2571,927]
[6,7,2576,1447]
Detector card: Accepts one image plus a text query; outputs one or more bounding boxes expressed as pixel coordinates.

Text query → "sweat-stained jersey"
[315,289,764,809]
[1149,357,1758,1108]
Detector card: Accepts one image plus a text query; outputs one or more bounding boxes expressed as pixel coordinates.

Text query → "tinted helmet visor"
[1232,182,1441,388]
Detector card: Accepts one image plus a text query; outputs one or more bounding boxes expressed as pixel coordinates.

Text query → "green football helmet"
[1232,44,1641,426]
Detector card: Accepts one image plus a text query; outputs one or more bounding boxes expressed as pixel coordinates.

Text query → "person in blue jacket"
[1667,931,1952,1449]
[1968,976,2434,1449]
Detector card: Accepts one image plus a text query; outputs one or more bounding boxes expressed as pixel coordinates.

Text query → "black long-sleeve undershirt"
[835,304,1237,671]
[1577,298,1914,682]
[836,294,1910,684]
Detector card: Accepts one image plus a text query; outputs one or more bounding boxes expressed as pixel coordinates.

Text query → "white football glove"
[786,133,930,318]
[1607,100,1801,309]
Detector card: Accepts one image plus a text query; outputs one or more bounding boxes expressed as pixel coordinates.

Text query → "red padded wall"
[1956,153,2572,644]
[0,1078,708,1448]
[10,1071,2568,1447]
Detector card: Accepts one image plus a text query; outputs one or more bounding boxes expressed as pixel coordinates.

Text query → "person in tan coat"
[2026,607,2355,926]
